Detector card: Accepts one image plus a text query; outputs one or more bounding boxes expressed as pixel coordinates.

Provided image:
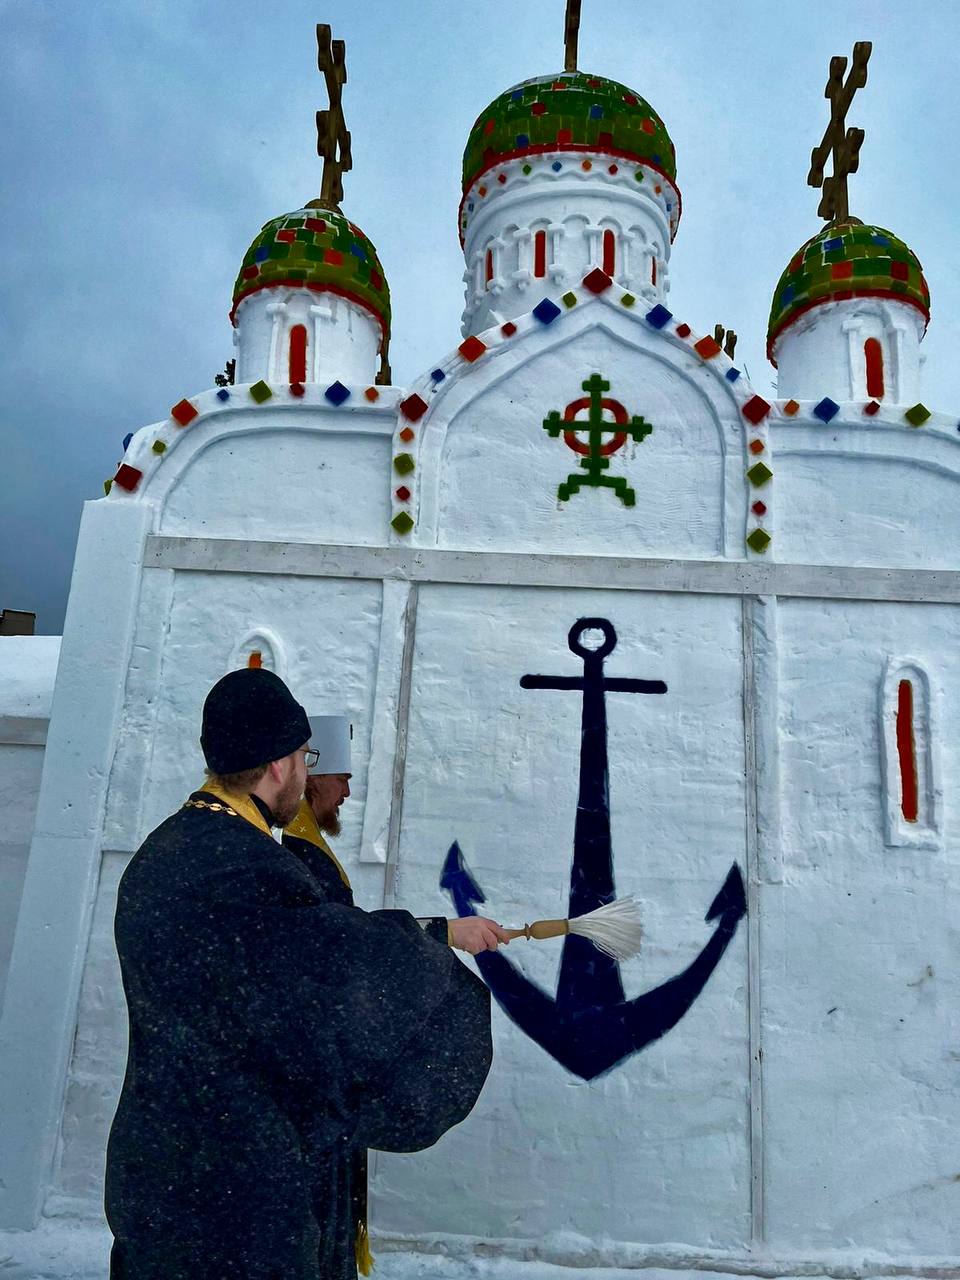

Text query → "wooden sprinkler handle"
[503,918,570,942]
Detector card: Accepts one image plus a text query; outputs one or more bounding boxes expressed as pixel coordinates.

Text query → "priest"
[105,668,503,1280]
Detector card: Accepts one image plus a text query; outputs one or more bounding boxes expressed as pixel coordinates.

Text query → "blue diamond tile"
[515,133,530,147]
[533,298,562,325]
[349,243,367,260]
[725,368,741,383]
[590,104,603,119]
[645,304,673,329]
[430,368,446,383]
[511,90,523,101]
[871,234,889,245]
[216,388,230,402]
[781,283,796,304]
[823,236,843,253]
[467,202,474,212]
[652,153,661,165]
[551,160,563,172]
[122,432,133,450]
[813,396,840,423]
[254,245,270,262]
[324,380,350,406]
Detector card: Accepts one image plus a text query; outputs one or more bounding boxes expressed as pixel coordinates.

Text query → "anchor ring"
[568,617,617,660]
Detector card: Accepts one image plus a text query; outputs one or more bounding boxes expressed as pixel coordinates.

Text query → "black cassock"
[105,793,492,1279]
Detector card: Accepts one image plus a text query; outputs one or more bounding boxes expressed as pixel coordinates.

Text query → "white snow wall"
[1,302,958,1272]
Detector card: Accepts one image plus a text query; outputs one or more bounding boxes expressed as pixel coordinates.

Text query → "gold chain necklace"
[183,798,240,817]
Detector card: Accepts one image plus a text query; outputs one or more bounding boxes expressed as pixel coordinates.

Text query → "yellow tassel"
[355,1219,374,1275]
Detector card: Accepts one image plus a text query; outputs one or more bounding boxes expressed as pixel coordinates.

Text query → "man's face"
[273,745,309,828]
[305,773,351,837]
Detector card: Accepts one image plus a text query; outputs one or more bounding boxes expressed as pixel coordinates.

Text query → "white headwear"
[307,715,352,775]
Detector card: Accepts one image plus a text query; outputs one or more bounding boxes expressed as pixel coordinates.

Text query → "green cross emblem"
[543,373,654,507]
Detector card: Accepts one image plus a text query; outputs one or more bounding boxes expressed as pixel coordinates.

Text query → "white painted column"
[0,498,151,1228]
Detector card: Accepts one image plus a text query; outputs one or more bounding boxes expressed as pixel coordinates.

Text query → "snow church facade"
[0,18,958,1278]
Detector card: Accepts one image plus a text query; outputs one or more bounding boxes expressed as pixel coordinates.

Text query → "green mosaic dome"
[768,222,929,364]
[231,203,391,342]
[462,70,677,197]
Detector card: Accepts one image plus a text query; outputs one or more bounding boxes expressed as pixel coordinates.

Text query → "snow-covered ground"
[0,1221,945,1280]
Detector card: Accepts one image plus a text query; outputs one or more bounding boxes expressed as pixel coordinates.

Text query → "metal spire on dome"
[564,0,581,72]
[316,23,352,209]
[807,41,872,225]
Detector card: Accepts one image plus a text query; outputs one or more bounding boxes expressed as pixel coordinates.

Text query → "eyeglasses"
[302,748,320,768]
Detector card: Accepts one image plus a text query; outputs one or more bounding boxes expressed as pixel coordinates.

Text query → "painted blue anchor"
[441,617,747,1081]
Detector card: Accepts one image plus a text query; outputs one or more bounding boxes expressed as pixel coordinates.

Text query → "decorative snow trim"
[879,657,942,849]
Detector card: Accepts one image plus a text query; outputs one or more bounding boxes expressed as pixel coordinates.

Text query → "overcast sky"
[2,0,958,633]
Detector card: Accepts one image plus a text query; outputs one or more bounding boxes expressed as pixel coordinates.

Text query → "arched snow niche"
[415,307,746,558]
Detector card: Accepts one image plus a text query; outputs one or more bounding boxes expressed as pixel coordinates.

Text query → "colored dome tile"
[768,222,929,362]
[462,71,678,197]
[232,204,391,341]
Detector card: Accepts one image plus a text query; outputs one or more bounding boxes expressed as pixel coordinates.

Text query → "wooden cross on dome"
[807,41,872,225]
[316,22,352,209]
[564,0,582,72]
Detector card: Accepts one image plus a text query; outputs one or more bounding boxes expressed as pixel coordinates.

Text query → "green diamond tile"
[746,527,772,553]
[249,380,273,403]
[747,461,773,487]
[391,511,415,535]
[904,402,931,426]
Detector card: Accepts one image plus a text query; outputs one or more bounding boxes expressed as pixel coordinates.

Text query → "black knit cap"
[200,668,311,774]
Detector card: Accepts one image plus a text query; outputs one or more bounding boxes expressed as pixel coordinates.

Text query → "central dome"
[462,69,677,197]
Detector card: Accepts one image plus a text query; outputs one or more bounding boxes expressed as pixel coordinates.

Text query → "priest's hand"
[449,916,511,955]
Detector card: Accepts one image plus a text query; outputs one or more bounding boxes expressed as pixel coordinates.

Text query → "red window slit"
[485,249,494,285]
[533,230,547,278]
[651,256,657,286]
[865,338,884,399]
[896,679,919,822]
[602,229,616,277]
[288,325,307,384]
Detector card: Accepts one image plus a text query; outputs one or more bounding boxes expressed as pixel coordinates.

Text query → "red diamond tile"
[113,463,143,492]
[782,399,800,415]
[497,172,507,184]
[304,217,326,233]
[864,400,881,416]
[483,119,495,135]
[749,439,765,454]
[242,265,259,280]
[641,119,655,134]
[370,270,383,290]
[276,229,296,243]
[501,321,517,336]
[289,382,305,397]
[557,128,573,144]
[395,485,411,502]
[399,426,415,443]
[608,164,618,174]
[581,159,592,171]
[890,260,909,281]
[694,336,722,359]
[788,253,804,274]
[582,267,612,294]
[531,102,546,116]
[623,93,638,105]
[323,248,344,266]
[171,398,198,426]
[751,501,767,517]
[675,323,691,338]
[598,131,613,147]
[399,393,428,422]
[459,335,487,362]
[742,395,772,425]
[831,260,854,279]
[364,386,379,402]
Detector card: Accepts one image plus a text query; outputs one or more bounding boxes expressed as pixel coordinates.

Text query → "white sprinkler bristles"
[568,896,643,961]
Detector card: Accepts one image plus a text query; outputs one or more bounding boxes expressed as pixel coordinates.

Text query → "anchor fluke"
[440,841,486,918]
[704,863,747,926]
